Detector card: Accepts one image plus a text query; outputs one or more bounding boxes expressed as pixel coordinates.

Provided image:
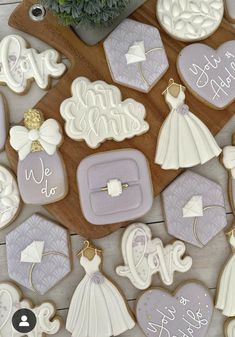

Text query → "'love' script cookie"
[136,282,213,337]
[177,41,235,109]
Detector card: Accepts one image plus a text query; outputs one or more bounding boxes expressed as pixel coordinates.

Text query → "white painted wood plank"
[0,1,21,5]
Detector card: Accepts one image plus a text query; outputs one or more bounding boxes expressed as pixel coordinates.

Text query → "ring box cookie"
[162,171,227,248]
[104,19,169,93]
[77,149,153,225]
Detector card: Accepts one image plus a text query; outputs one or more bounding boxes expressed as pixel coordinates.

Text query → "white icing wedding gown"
[155,87,221,170]
[216,234,235,317]
[66,254,135,337]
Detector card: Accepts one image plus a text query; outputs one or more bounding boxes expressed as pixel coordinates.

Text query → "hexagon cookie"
[6,214,71,295]
[162,171,227,248]
[104,19,169,93]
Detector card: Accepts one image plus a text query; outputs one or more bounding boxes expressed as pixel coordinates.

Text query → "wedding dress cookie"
[0,165,20,230]
[0,35,66,94]
[136,282,213,337]
[155,79,221,169]
[216,227,235,317]
[156,0,224,42]
[66,241,135,337]
[0,93,8,152]
[60,76,149,148]
[225,0,235,23]
[0,282,61,336]
[177,41,235,109]
[221,134,235,216]
[10,109,68,205]
[116,223,192,289]
[6,214,71,295]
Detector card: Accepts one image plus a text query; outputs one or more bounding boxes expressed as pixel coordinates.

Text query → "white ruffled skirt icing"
[216,255,235,317]
[66,274,135,337]
[155,110,221,170]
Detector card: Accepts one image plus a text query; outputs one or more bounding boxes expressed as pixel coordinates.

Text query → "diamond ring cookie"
[0,282,61,337]
[104,19,169,93]
[6,214,71,295]
[77,149,153,225]
[136,281,213,337]
[225,319,235,337]
[162,171,227,248]
[10,109,68,205]
[60,77,149,149]
[177,41,235,109]
[156,0,224,42]
[0,165,21,230]
[0,35,66,94]
[116,223,192,289]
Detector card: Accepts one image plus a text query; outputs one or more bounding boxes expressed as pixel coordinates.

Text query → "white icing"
[188,51,235,101]
[226,319,235,337]
[125,41,146,64]
[157,0,224,42]
[0,93,7,152]
[20,241,45,263]
[60,77,149,149]
[223,145,235,179]
[0,282,61,336]
[0,165,20,230]
[155,86,221,169]
[107,179,123,197]
[183,195,203,218]
[116,223,192,289]
[25,157,58,199]
[0,35,66,93]
[216,234,235,317]
[66,253,135,337]
[10,118,62,160]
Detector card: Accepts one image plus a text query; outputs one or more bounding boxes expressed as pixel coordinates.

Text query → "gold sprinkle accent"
[24,108,44,130]
[31,141,43,153]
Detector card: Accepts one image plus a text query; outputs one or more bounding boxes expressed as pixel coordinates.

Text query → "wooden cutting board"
[5,0,235,239]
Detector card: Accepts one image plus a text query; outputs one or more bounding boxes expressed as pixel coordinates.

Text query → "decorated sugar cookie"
[162,171,227,248]
[10,109,68,205]
[155,79,221,170]
[178,41,235,109]
[221,134,235,216]
[0,282,61,336]
[225,319,235,337]
[6,214,71,295]
[216,226,235,317]
[136,282,213,337]
[0,165,21,230]
[66,241,135,337]
[225,0,235,23]
[60,76,149,149]
[0,93,8,152]
[156,0,224,42]
[116,223,192,289]
[0,35,66,94]
[104,19,169,93]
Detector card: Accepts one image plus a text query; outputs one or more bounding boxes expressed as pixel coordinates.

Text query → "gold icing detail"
[24,108,44,153]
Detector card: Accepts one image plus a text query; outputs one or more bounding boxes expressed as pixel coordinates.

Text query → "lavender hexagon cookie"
[162,171,227,248]
[6,214,71,295]
[104,19,169,93]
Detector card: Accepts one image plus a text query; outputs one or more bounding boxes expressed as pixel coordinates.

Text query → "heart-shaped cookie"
[136,282,213,337]
[177,41,235,109]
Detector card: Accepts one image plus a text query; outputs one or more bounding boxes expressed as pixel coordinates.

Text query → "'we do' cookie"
[136,282,213,337]
[10,109,68,205]
[0,35,66,94]
[178,41,235,109]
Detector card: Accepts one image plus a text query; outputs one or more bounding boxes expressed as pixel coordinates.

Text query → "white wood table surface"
[0,2,235,336]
